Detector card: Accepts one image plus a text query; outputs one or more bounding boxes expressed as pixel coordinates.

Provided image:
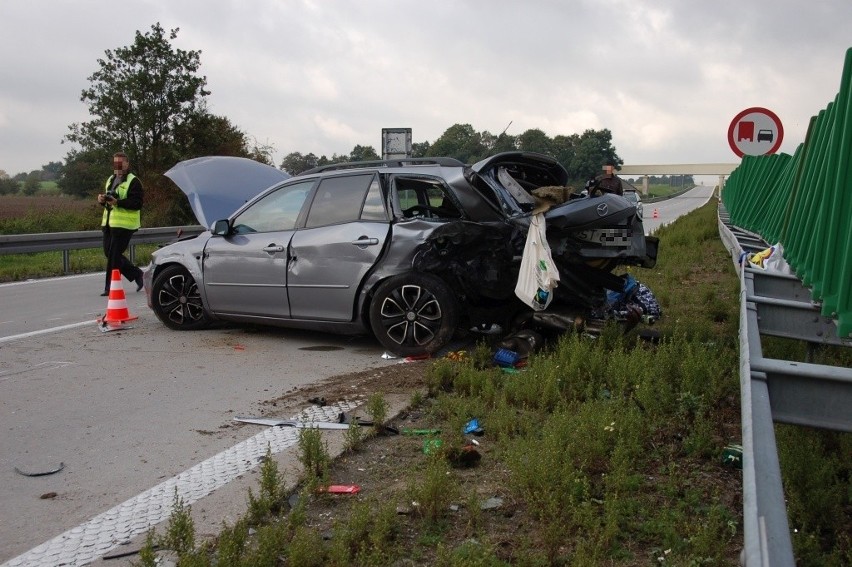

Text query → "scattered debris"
[39,492,58,500]
[402,428,441,436]
[463,418,484,436]
[493,348,520,367]
[422,439,443,455]
[234,416,352,430]
[445,350,467,361]
[102,543,159,561]
[14,462,64,477]
[318,484,361,495]
[722,444,743,469]
[337,412,372,426]
[448,442,481,467]
[480,497,504,511]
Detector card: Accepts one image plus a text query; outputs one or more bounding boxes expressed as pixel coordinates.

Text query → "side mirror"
[212,219,231,236]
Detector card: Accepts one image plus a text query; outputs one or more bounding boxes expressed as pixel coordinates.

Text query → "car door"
[202,180,315,318]
[287,173,390,321]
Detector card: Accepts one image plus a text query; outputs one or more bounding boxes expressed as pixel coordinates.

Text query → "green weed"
[246,446,287,525]
[297,427,330,488]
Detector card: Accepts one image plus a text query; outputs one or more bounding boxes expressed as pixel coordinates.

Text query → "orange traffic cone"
[652,208,659,219]
[98,269,138,331]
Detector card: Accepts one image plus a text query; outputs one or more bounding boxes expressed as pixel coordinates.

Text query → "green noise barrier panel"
[722,47,852,339]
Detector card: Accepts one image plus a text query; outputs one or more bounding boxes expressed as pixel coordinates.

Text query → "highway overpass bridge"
[619,163,738,194]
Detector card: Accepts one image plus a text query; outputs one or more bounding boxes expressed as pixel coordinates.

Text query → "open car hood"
[165,156,290,228]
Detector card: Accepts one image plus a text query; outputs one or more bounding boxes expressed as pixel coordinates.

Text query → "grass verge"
[11,199,851,565]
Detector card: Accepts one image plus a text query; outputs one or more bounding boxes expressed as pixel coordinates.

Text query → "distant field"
[0,194,93,221]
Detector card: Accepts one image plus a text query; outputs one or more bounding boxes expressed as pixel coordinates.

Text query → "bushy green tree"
[348,144,380,162]
[411,141,431,157]
[426,123,489,163]
[22,172,41,195]
[41,162,63,181]
[65,23,210,178]
[567,128,622,181]
[58,148,110,198]
[516,128,553,155]
[0,177,18,195]
[280,152,324,175]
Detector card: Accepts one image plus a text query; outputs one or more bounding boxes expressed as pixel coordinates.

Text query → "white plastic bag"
[514,213,560,311]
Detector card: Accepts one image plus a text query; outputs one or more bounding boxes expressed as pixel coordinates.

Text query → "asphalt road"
[0,184,716,565]
[0,276,398,565]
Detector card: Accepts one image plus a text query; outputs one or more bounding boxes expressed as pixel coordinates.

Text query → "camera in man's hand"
[101,188,118,209]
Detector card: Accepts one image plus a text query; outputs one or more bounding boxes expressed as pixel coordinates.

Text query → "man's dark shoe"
[100,291,109,297]
[135,273,144,292]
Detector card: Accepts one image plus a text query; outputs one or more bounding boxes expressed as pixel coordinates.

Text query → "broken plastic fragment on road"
[14,462,65,477]
[234,416,353,430]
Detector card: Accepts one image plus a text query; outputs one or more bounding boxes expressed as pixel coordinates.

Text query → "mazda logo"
[596,203,609,217]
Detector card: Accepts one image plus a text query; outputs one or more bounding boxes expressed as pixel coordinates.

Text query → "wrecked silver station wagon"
[144,152,658,356]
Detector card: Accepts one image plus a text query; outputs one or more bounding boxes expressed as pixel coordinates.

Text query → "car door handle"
[351,237,379,247]
[262,244,285,253]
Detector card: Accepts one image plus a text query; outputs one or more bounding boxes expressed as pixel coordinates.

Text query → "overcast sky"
[1,0,850,176]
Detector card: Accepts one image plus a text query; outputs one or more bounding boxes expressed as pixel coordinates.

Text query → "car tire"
[151,264,211,331]
[369,273,458,357]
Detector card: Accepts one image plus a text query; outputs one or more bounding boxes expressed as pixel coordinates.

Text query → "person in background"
[593,163,624,196]
[97,152,144,296]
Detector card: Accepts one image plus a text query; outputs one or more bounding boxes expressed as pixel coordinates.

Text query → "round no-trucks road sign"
[728,107,784,158]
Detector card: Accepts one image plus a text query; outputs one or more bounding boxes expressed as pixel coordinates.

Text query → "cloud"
[1,0,850,174]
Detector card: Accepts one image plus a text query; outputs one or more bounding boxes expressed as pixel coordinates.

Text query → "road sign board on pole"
[728,107,784,158]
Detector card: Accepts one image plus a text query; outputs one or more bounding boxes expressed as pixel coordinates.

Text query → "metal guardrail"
[0,225,204,272]
[718,205,852,567]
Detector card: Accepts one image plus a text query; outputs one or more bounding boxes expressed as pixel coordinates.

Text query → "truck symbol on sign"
[757,129,774,142]
[737,121,755,142]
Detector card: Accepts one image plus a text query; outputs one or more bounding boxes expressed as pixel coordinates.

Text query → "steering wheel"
[404,204,441,217]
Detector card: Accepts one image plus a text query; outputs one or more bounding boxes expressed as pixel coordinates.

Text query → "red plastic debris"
[319,484,361,494]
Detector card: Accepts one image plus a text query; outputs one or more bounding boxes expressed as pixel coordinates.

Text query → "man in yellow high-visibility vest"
[97,152,144,296]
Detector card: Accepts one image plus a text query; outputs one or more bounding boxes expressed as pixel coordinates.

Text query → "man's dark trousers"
[102,226,142,293]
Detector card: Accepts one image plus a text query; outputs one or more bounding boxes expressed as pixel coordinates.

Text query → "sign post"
[728,107,784,158]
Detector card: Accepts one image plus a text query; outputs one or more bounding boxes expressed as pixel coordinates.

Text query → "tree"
[22,172,42,195]
[170,110,253,163]
[490,132,517,154]
[516,128,552,155]
[280,152,322,175]
[348,145,380,162]
[0,178,17,195]
[426,124,488,163]
[411,141,431,158]
[58,149,105,198]
[40,162,63,181]
[64,23,211,179]
[566,129,622,181]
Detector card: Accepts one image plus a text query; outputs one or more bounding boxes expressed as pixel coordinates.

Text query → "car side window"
[231,180,314,234]
[304,173,376,228]
[360,176,388,221]
[394,176,461,219]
